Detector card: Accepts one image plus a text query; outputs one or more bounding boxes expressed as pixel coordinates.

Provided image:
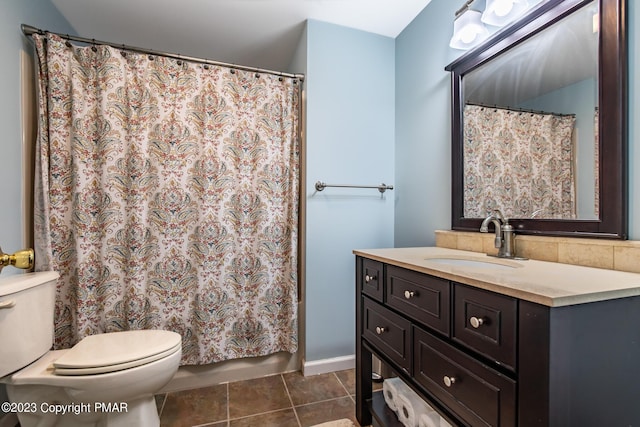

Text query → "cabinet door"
[361,258,384,302]
[453,283,517,371]
[386,265,450,336]
[414,326,516,427]
[362,297,412,373]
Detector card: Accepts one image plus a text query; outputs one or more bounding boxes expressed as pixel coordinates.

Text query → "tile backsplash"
[435,230,640,274]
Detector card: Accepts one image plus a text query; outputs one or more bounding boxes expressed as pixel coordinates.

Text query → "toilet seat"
[52,330,182,376]
[54,342,181,375]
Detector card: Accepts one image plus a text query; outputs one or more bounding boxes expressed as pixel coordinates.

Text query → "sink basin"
[424,257,519,270]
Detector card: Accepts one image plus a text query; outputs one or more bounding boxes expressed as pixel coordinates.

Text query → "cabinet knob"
[375,326,386,335]
[404,290,415,299]
[469,316,484,328]
[365,274,377,283]
[443,376,457,387]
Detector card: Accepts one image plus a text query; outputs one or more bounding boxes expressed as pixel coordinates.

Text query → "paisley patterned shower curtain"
[463,104,576,219]
[32,34,300,365]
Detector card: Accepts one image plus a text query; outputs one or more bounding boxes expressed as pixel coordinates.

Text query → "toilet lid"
[52,330,182,375]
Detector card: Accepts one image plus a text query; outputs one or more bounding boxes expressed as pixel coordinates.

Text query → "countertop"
[353,247,640,307]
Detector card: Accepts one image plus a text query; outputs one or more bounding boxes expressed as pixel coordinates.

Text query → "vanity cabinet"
[452,285,517,372]
[363,298,411,373]
[355,255,640,427]
[413,327,516,426]
[386,265,449,336]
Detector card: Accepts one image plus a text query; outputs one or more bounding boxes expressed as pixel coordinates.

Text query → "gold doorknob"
[0,247,34,272]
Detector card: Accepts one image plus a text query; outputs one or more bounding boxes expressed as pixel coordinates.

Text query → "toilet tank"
[0,271,59,378]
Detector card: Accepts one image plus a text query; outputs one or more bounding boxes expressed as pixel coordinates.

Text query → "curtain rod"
[465,102,576,118]
[21,24,305,81]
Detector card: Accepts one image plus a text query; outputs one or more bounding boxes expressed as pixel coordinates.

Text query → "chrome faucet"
[480,210,519,259]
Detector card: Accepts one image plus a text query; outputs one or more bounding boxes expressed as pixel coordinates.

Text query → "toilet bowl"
[0,272,182,427]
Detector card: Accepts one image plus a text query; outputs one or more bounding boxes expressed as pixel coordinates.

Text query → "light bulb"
[482,0,530,27]
[494,0,514,17]
[459,28,477,44]
[450,9,489,50]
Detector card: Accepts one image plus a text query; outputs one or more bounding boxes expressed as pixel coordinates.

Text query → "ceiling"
[50,0,434,72]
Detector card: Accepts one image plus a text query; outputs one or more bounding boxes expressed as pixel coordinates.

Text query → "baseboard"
[302,354,355,376]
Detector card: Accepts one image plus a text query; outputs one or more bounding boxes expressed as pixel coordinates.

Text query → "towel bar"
[315,181,394,194]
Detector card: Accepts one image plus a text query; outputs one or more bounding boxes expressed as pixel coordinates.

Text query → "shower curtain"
[463,104,576,219]
[32,33,300,365]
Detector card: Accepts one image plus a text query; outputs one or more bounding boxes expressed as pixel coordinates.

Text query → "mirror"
[446,0,627,239]
[464,3,598,220]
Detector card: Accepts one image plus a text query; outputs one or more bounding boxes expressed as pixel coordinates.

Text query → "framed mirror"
[445,0,627,239]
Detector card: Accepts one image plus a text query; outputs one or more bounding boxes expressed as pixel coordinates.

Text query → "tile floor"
[156,369,379,427]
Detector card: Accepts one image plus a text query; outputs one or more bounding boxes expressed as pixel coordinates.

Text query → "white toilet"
[0,271,182,427]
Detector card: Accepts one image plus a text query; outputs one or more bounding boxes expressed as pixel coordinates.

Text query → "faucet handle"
[494,234,502,249]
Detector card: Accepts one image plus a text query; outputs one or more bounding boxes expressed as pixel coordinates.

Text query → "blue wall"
[395,0,640,245]
[394,0,459,247]
[304,20,395,361]
[0,1,74,273]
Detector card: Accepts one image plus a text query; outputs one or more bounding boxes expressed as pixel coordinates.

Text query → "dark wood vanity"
[355,252,640,427]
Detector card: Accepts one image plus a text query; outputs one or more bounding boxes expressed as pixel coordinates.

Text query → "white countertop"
[353,247,640,307]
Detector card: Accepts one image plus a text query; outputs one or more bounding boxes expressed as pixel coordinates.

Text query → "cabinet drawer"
[386,266,450,336]
[414,327,516,427]
[361,258,384,302]
[453,284,517,371]
[363,297,411,373]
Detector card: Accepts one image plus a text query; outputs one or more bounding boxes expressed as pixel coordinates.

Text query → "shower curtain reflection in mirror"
[463,104,576,219]
[32,34,300,365]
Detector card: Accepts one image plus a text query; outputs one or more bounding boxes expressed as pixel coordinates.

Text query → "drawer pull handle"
[404,290,415,299]
[375,326,386,335]
[469,316,484,328]
[365,274,377,283]
[0,300,16,309]
[443,376,457,387]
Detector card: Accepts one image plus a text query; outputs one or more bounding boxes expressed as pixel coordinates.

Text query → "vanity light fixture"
[449,1,490,50]
[481,0,530,27]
